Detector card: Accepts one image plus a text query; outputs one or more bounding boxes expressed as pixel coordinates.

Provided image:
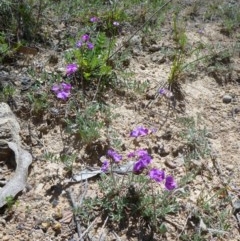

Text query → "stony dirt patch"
[1,1,240,240]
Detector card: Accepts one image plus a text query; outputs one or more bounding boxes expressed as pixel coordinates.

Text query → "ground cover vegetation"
[0,0,240,240]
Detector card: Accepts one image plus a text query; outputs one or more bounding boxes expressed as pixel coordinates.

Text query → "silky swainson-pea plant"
[130,126,149,137]
[129,149,152,174]
[65,26,114,87]
[66,63,78,76]
[165,175,177,190]
[87,126,178,231]
[51,83,72,100]
[101,160,110,172]
[149,168,177,190]
[107,149,122,163]
[149,168,165,183]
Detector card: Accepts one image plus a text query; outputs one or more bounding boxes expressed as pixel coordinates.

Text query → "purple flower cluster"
[107,149,122,163]
[66,63,78,76]
[76,34,94,50]
[100,149,122,173]
[129,149,152,174]
[149,168,177,190]
[90,16,99,23]
[51,82,72,100]
[130,126,149,137]
[101,160,109,172]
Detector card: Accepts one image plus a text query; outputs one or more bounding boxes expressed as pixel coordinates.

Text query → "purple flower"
[90,16,99,22]
[101,160,109,172]
[130,126,149,137]
[87,42,94,50]
[76,41,83,48]
[82,34,90,42]
[132,149,152,174]
[128,149,151,161]
[139,153,152,166]
[127,152,135,158]
[165,176,177,190]
[159,88,173,98]
[159,88,166,95]
[66,63,78,76]
[128,149,152,163]
[107,149,122,163]
[51,83,72,100]
[113,21,120,26]
[149,168,165,183]
[133,160,146,174]
[136,149,149,157]
[198,29,204,35]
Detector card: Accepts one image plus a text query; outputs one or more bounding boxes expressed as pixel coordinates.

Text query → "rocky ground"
[0,0,240,240]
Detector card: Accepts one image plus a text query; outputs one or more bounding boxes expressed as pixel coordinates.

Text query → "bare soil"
[0,1,240,240]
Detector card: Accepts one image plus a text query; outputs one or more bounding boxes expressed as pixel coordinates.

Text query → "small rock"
[129,35,141,46]
[223,94,232,103]
[132,49,142,56]
[233,107,240,114]
[151,55,166,64]
[233,200,240,213]
[149,44,161,52]
[225,164,234,171]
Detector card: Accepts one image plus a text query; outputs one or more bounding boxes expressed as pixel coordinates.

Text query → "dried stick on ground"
[78,217,98,241]
[66,188,83,240]
[98,216,109,241]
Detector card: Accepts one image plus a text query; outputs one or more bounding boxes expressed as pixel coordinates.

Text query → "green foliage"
[44,152,77,173]
[0,32,10,62]
[221,3,240,34]
[0,84,16,103]
[66,103,105,144]
[0,0,13,29]
[178,116,211,161]
[204,1,240,35]
[0,0,48,41]
[5,195,18,210]
[27,91,49,115]
[173,14,187,51]
[168,14,187,85]
[67,32,114,89]
[79,171,179,231]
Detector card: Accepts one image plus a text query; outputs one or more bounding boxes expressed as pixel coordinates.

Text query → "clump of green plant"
[0,32,10,62]
[179,187,231,240]
[27,91,49,115]
[0,84,15,103]
[165,13,188,100]
[0,0,43,40]
[78,126,179,234]
[64,16,119,91]
[96,7,126,37]
[65,103,105,144]
[45,152,77,174]
[178,116,211,161]
[204,1,240,35]
[5,195,18,211]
